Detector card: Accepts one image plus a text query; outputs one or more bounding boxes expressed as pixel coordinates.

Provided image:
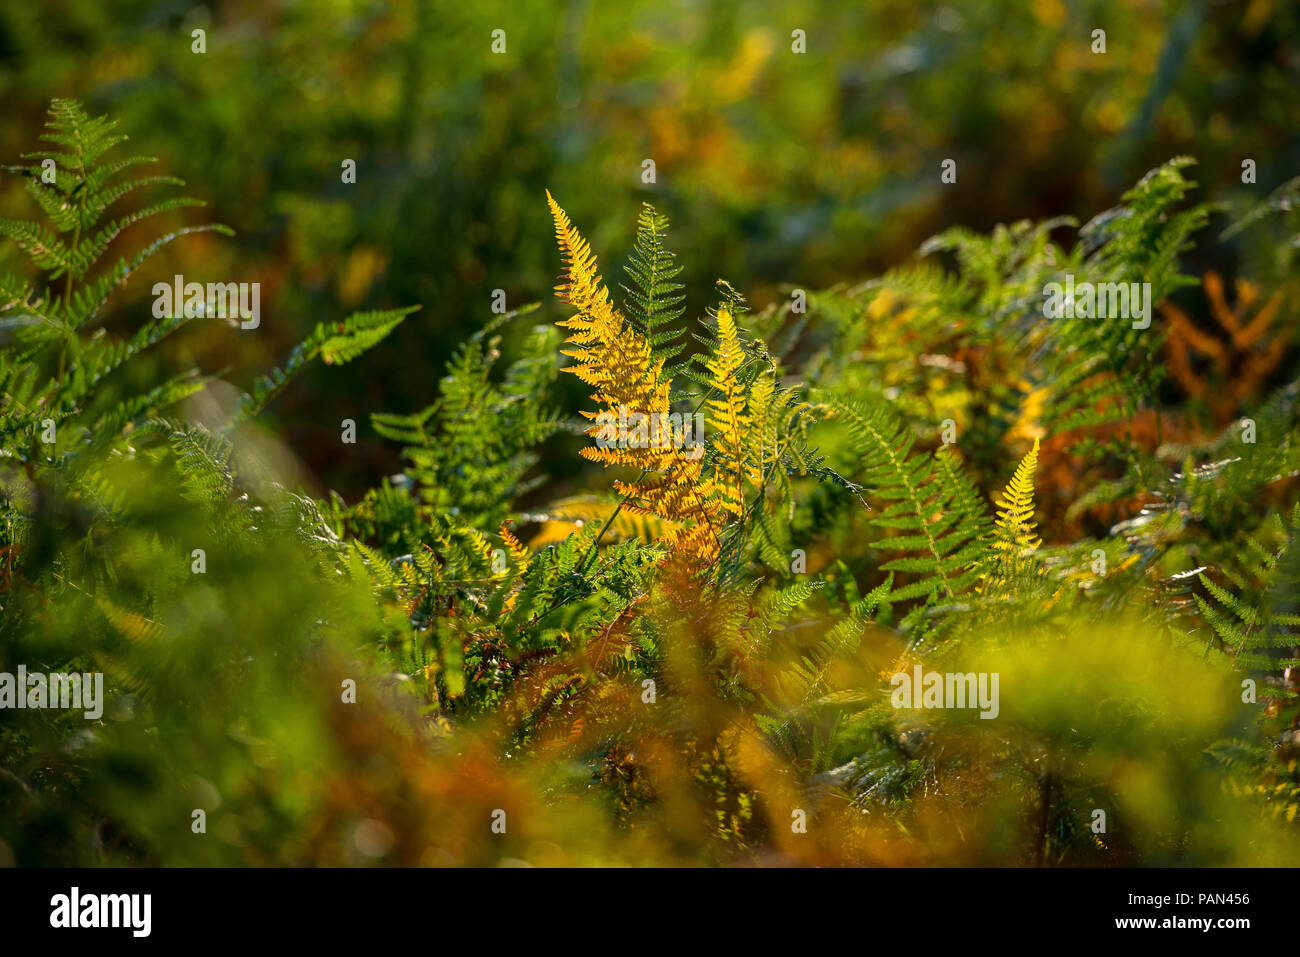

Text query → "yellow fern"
[991,437,1042,558]
[546,192,724,565]
[499,522,529,570]
[703,306,751,519]
[546,190,672,468]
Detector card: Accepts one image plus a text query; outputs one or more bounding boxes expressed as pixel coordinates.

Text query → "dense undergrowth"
[3,101,1300,866]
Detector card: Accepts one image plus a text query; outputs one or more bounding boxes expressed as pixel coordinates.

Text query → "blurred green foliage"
[2,0,1296,493]
[3,1,1300,869]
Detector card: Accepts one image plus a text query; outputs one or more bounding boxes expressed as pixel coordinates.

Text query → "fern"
[546,191,725,567]
[824,394,990,603]
[0,100,234,476]
[985,437,1042,582]
[366,311,562,537]
[8,113,1300,868]
[620,202,689,380]
[1042,158,1211,436]
[702,305,751,521]
[1196,505,1300,671]
[1,99,232,337]
[236,305,419,423]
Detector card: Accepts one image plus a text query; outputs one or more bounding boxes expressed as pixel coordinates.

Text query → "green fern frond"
[236,306,419,422]
[620,203,689,381]
[825,393,989,604]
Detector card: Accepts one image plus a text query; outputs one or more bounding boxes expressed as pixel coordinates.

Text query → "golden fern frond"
[992,437,1042,557]
[626,468,716,533]
[744,371,774,464]
[546,189,618,340]
[546,190,674,449]
[546,192,673,459]
[546,193,725,566]
[499,522,529,568]
[703,306,751,519]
